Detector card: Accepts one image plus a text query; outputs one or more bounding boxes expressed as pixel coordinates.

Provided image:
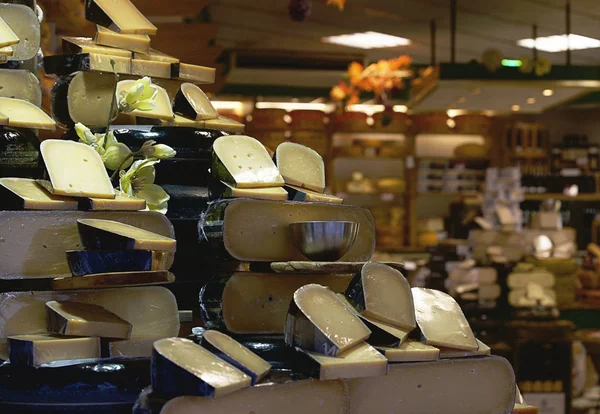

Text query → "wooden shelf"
[524,193,600,201]
[417,192,481,197]
[510,153,549,160]
[417,156,491,162]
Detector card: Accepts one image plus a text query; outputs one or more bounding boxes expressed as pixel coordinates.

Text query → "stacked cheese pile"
[448,263,501,305]
[0,2,55,178]
[481,167,524,233]
[507,263,557,308]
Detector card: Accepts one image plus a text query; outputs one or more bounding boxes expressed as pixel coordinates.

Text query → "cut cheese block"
[77,219,177,252]
[337,294,409,347]
[508,288,556,307]
[200,273,353,334]
[377,339,440,362]
[160,378,348,414]
[285,185,343,204]
[173,83,218,121]
[204,116,245,134]
[0,178,78,210]
[51,270,175,290]
[0,98,55,130]
[172,62,216,84]
[0,286,179,359]
[116,80,173,120]
[347,356,516,414]
[284,284,371,356]
[270,261,405,274]
[213,135,284,189]
[8,335,101,367]
[152,337,251,398]
[66,249,165,276]
[104,337,158,358]
[134,48,179,63]
[0,16,19,48]
[0,210,175,279]
[0,111,7,125]
[79,192,146,211]
[346,262,416,330]
[85,0,157,35]
[46,300,132,339]
[95,26,150,54]
[132,58,171,78]
[40,140,115,198]
[0,69,41,106]
[412,287,479,351]
[0,4,39,60]
[43,53,132,76]
[198,199,375,262]
[507,271,555,289]
[438,339,491,359]
[275,142,325,193]
[0,45,12,57]
[219,181,288,201]
[303,342,387,381]
[201,330,271,385]
[62,36,132,58]
[512,403,539,414]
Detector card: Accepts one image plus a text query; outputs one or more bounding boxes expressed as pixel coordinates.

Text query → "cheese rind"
[285,284,371,356]
[285,185,343,204]
[201,330,271,385]
[132,58,172,78]
[303,342,387,380]
[0,16,19,48]
[152,337,251,399]
[0,178,78,210]
[172,63,216,84]
[46,300,132,339]
[512,403,539,413]
[0,98,55,130]
[85,0,157,35]
[173,83,218,121]
[0,286,179,359]
[412,287,479,351]
[0,4,39,60]
[62,36,132,58]
[438,339,491,359]
[40,140,115,198]
[0,69,40,105]
[219,181,288,201]
[204,116,245,134]
[275,142,326,193]
[77,219,177,252]
[346,262,416,330]
[43,53,132,76]
[105,337,158,358]
[95,26,150,54]
[8,335,101,367]
[213,135,285,189]
[117,80,174,120]
[377,339,440,362]
[79,192,146,211]
[134,48,179,63]
[271,261,405,274]
[66,249,165,276]
[0,111,7,125]
[51,270,175,290]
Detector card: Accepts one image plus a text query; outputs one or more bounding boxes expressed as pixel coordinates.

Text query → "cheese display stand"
[0,1,536,413]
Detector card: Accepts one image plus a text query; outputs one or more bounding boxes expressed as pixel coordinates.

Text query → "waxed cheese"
[63,71,117,128]
[80,191,146,211]
[152,337,251,398]
[95,26,150,54]
[86,0,157,35]
[212,135,284,189]
[412,287,479,351]
[134,48,179,63]
[221,182,288,201]
[377,339,440,362]
[276,142,326,193]
[8,334,101,367]
[0,69,42,106]
[0,98,55,130]
[40,140,115,198]
[202,330,271,384]
[66,249,166,277]
[116,80,173,120]
[173,62,216,84]
[46,300,133,339]
[77,219,177,252]
[0,178,78,210]
[62,36,132,58]
[0,16,19,48]
[173,83,218,120]
[285,284,371,356]
[43,53,132,75]
[303,341,387,380]
[0,4,39,60]
[51,270,174,290]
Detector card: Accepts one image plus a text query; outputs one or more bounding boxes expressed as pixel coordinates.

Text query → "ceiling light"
[542,89,554,97]
[322,31,411,49]
[393,105,408,113]
[446,119,456,128]
[527,97,536,104]
[517,34,600,53]
[254,102,333,112]
[502,59,522,67]
[447,109,464,118]
[212,101,244,110]
[366,117,375,126]
[512,105,521,111]
[283,114,292,123]
[346,104,385,115]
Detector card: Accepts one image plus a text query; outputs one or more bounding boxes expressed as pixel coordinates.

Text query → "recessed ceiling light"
[517,34,600,52]
[542,89,554,97]
[322,31,411,49]
[446,109,464,118]
[512,105,521,111]
[527,97,536,104]
[446,119,456,128]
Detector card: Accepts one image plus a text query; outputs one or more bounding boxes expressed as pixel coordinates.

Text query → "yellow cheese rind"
[95,26,150,54]
[132,58,171,78]
[62,36,132,58]
[0,286,179,359]
[40,140,115,198]
[377,339,440,362]
[0,16,19,48]
[0,178,78,210]
[412,287,479,351]
[222,182,288,201]
[0,46,12,57]
[175,63,216,84]
[438,339,491,359]
[0,98,55,130]
[134,48,179,63]
[83,191,146,211]
[0,111,7,125]
[305,342,387,380]
[90,0,157,35]
[8,335,101,366]
[117,80,174,120]
[286,184,343,204]
[276,142,326,193]
[51,270,175,290]
[107,337,159,358]
[204,116,245,134]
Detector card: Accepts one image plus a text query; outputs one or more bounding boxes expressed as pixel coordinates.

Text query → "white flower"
[119,77,158,113]
[152,144,176,159]
[119,158,169,214]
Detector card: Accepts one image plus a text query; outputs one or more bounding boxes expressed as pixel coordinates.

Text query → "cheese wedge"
[285,185,343,204]
[512,403,539,414]
[8,335,101,367]
[66,250,166,277]
[85,0,157,35]
[276,142,326,193]
[0,4,39,60]
[152,337,251,398]
[0,98,55,130]
[220,181,288,201]
[43,53,132,76]
[438,339,491,359]
[303,342,387,380]
[173,83,218,121]
[95,26,150,54]
[77,218,177,252]
[285,284,371,356]
[52,270,174,290]
[104,337,158,358]
[116,80,173,120]
[0,16,19,48]
[212,135,285,189]
[62,36,132,58]
[0,178,78,210]
[172,62,216,84]
[40,140,115,198]
[46,300,133,339]
[412,287,479,351]
[0,45,12,56]
[134,48,179,63]
[201,330,271,384]
[0,69,42,106]
[131,58,171,78]
[377,339,440,362]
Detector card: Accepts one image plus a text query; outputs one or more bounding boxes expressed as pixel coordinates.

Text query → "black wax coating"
[1,0,36,8]
[84,0,119,32]
[162,185,210,219]
[0,127,42,178]
[198,277,228,331]
[344,271,367,312]
[43,54,94,76]
[151,349,215,399]
[50,74,76,128]
[361,318,402,347]
[196,199,236,259]
[170,63,180,79]
[66,250,153,276]
[77,221,138,251]
[172,88,197,120]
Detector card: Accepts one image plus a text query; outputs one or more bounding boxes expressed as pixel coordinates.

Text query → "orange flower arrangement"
[331,56,412,105]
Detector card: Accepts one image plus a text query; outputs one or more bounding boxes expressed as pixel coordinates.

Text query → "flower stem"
[110,152,136,181]
[105,59,120,150]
